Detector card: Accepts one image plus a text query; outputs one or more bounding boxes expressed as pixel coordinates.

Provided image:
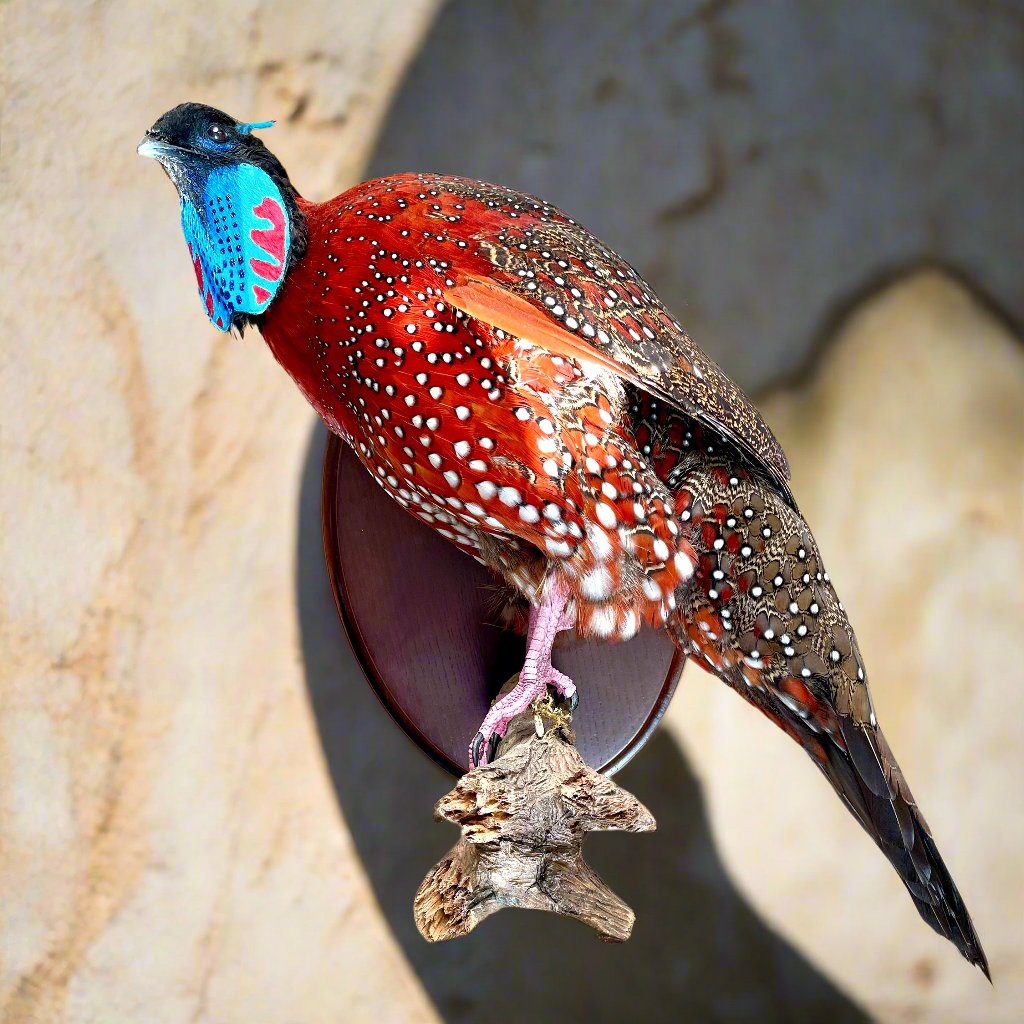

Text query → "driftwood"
[414,679,656,942]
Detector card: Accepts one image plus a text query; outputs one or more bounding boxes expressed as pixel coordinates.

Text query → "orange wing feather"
[446,277,637,383]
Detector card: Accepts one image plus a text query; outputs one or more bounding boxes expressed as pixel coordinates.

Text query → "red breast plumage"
[261,175,737,637]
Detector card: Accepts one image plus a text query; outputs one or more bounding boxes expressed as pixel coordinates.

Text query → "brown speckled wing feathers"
[432,176,793,499]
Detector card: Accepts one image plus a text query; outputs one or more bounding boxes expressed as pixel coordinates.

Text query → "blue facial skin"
[178,160,291,330]
[139,108,292,331]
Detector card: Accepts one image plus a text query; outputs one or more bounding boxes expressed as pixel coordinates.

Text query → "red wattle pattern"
[188,243,205,294]
[249,197,286,281]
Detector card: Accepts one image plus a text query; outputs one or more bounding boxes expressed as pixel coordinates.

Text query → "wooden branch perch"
[414,679,656,942]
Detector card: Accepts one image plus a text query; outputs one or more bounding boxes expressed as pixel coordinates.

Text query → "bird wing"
[434,176,793,502]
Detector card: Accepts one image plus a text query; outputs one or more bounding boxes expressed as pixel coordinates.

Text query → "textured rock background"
[2,3,1022,1024]
[1,3,441,1022]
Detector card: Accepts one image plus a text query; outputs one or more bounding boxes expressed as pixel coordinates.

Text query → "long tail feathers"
[827,717,990,978]
[713,672,991,976]
[637,402,988,975]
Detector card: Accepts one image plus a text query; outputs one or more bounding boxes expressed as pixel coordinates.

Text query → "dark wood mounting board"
[321,434,683,776]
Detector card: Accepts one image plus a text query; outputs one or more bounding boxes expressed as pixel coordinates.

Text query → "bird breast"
[260,179,697,637]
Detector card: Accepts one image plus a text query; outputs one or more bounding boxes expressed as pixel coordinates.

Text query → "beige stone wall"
[668,273,1024,1023]
[2,4,1021,1023]
[0,3,441,1022]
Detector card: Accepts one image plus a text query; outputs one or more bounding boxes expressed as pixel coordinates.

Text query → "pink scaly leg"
[470,576,577,767]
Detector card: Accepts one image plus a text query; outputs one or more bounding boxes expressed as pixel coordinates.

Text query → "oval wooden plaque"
[322,435,683,776]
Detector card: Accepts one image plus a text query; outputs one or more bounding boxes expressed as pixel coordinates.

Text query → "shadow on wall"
[369,0,1023,393]
[298,428,868,1024]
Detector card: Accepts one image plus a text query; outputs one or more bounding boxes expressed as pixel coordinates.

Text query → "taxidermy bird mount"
[140,102,988,975]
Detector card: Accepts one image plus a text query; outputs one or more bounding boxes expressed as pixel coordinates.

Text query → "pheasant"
[140,103,988,975]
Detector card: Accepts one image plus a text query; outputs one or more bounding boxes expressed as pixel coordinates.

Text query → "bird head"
[139,102,305,332]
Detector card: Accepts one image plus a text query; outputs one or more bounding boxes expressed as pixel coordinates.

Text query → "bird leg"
[470,575,576,767]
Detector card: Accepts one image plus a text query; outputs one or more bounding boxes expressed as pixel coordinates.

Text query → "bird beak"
[137,133,179,160]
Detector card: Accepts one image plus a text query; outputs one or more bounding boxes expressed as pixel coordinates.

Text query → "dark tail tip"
[903,818,990,981]
[829,720,990,980]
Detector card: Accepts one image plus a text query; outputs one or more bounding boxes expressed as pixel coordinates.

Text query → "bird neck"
[255,197,356,438]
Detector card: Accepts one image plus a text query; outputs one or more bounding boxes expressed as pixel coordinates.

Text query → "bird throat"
[179,163,291,331]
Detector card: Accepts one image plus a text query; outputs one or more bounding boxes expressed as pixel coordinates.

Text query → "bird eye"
[206,124,230,144]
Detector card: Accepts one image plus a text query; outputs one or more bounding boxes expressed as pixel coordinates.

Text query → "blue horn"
[237,120,276,135]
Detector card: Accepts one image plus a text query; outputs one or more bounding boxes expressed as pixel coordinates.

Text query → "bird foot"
[470,668,577,768]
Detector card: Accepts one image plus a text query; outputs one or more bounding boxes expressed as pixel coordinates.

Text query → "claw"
[546,678,578,715]
[487,732,500,764]
[471,731,485,768]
